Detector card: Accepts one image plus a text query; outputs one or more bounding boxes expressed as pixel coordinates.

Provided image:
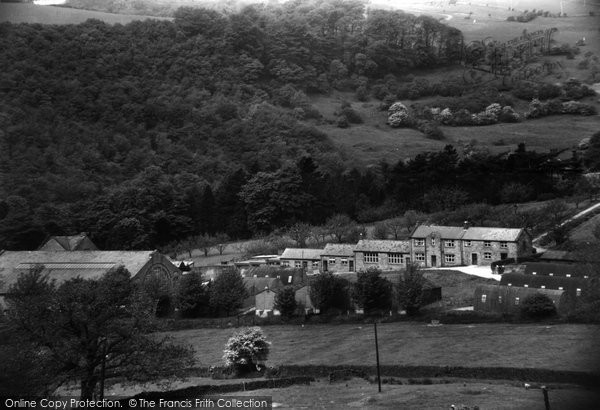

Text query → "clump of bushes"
[335,100,363,127]
[525,98,597,118]
[520,293,557,320]
[512,81,562,101]
[429,103,520,126]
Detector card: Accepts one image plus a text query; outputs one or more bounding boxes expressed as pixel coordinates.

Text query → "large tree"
[352,268,393,314]
[209,270,249,317]
[397,263,427,316]
[5,266,195,400]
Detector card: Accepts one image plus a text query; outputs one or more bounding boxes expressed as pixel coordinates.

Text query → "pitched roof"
[0,250,156,293]
[322,243,355,257]
[411,224,524,242]
[38,233,98,251]
[354,240,411,253]
[242,277,283,296]
[411,225,466,239]
[280,248,323,260]
[461,227,523,242]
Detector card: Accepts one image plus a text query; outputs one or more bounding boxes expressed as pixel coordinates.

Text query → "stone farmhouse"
[321,243,356,273]
[410,224,533,268]
[353,239,412,272]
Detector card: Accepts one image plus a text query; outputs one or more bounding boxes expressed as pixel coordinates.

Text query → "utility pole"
[374,322,382,393]
[99,339,107,400]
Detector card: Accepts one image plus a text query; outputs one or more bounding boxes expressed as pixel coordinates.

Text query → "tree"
[287,222,312,248]
[209,270,248,317]
[6,267,195,400]
[325,214,357,243]
[223,327,270,375]
[309,273,350,313]
[274,286,297,318]
[352,268,393,315]
[214,233,230,255]
[520,293,557,320]
[196,233,216,257]
[397,263,427,316]
[372,222,388,239]
[177,272,210,318]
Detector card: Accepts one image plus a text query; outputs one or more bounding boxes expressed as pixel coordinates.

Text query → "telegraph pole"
[374,322,382,393]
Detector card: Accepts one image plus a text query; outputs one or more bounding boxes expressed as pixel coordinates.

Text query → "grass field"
[167,323,600,372]
[0,3,171,24]
[221,378,600,409]
[569,212,600,242]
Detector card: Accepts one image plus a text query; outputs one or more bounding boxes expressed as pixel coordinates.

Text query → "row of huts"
[474,259,595,315]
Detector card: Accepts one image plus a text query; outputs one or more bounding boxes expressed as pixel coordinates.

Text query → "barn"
[474,284,567,315]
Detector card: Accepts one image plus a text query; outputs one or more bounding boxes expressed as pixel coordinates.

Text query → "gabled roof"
[280,248,323,260]
[243,277,283,296]
[411,225,466,239]
[354,240,410,253]
[38,233,98,251]
[322,243,355,257]
[411,224,524,242]
[0,250,157,293]
[461,227,523,242]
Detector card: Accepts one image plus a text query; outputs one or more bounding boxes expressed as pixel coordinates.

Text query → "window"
[464,240,472,247]
[414,239,425,247]
[312,261,319,268]
[515,297,520,305]
[500,241,508,248]
[444,254,455,263]
[498,295,503,303]
[576,288,582,297]
[481,294,487,303]
[484,252,492,260]
[294,261,302,268]
[341,259,348,266]
[364,252,379,263]
[484,241,492,247]
[388,253,404,264]
[415,253,425,262]
[328,258,336,264]
[431,237,436,246]
[282,261,290,267]
[445,240,455,247]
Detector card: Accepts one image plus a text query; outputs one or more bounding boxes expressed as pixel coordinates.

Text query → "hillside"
[0,0,598,252]
[0,3,171,24]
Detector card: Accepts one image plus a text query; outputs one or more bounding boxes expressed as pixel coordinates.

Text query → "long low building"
[0,250,180,312]
[474,284,568,315]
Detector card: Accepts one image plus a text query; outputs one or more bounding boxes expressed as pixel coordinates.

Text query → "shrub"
[274,286,297,318]
[356,85,369,102]
[520,293,557,320]
[336,116,349,128]
[223,327,270,375]
[342,106,363,123]
[388,110,411,128]
[498,106,520,122]
[388,101,408,115]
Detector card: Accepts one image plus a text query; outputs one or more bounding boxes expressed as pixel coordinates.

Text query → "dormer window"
[414,239,425,247]
[445,240,455,247]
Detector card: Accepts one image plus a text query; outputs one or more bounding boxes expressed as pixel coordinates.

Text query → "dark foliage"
[309,272,350,313]
[209,270,249,317]
[519,293,557,320]
[352,268,393,314]
[274,286,297,318]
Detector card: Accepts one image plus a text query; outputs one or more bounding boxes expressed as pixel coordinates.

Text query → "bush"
[520,293,557,320]
[387,110,411,128]
[223,327,270,375]
[342,106,363,124]
[274,286,297,318]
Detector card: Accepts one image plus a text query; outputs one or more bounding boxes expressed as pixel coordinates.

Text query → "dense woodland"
[0,1,596,250]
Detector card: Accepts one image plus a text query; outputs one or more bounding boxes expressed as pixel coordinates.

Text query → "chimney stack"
[463,220,470,230]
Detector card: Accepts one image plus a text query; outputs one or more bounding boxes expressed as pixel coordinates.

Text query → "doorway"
[349,260,354,272]
[471,253,478,265]
[431,255,437,267]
